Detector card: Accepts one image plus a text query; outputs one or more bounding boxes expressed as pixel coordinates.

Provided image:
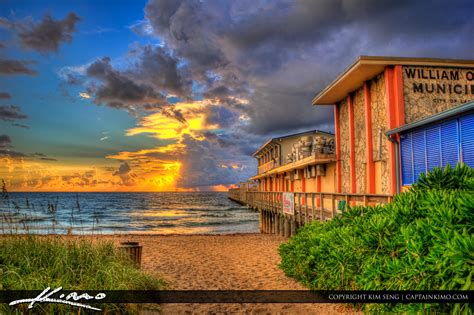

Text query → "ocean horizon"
[0,192,259,235]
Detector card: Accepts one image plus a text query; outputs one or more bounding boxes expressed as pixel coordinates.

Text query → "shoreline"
[0,232,262,237]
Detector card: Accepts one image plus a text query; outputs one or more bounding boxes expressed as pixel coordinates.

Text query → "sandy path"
[104,234,356,314]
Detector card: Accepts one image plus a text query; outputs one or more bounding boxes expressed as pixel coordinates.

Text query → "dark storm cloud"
[203,105,240,128]
[0,134,12,148]
[113,162,136,186]
[0,17,14,29]
[86,56,168,112]
[0,149,27,158]
[0,58,38,75]
[61,170,98,187]
[175,134,242,188]
[17,12,80,53]
[31,152,46,157]
[131,45,191,98]
[0,92,11,99]
[12,123,30,129]
[161,107,188,124]
[39,157,58,161]
[0,135,27,158]
[0,105,28,121]
[144,0,473,135]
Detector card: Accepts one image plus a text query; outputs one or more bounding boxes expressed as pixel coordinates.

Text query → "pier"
[229,189,392,237]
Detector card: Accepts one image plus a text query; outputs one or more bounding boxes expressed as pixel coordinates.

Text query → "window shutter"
[460,112,474,168]
[400,134,413,185]
[440,120,459,168]
[412,130,427,182]
[425,126,442,172]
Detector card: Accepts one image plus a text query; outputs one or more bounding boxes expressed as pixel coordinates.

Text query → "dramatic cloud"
[11,123,30,129]
[143,0,473,135]
[0,138,55,161]
[85,56,168,112]
[0,17,15,29]
[113,162,136,186]
[0,149,27,158]
[131,45,191,98]
[61,170,97,187]
[17,13,80,53]
[10,0,471,191]
[175,134,252,188]
[0,135,27,158]
[0,92,11,99]
[0,58,38,75]
[0,134,12,148]
[0,105,28,121]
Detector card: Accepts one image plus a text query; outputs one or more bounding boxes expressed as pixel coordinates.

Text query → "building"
[312,56,474,195]
[229,56,474,236]
[250,130,335,194]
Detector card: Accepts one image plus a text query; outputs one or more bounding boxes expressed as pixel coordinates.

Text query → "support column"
[364,81,375,194]
[316,175,321,207]
[348,94,356,194]
[334,104,342,193]
[275,215,278,236]
[270,212,274,234]
[279,215,284,236]
[385,66,405,195]
[290,219,296,236]
[301,171,306,205]
[284,216,290,237]
[265,211,269,233]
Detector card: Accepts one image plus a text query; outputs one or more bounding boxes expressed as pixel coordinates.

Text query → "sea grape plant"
[279,163,473,314]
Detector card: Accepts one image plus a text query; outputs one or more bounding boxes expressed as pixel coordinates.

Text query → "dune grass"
[0,236,165,314]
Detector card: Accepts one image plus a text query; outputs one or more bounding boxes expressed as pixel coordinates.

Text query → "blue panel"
[412,131,427,182]
[425,126,441,172]
[400,134,413,185]
[460,112,474,168]
[440,120,459,168]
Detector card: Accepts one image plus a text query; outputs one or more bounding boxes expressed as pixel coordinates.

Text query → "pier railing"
[244,191,393,222]
[229,189,393,236]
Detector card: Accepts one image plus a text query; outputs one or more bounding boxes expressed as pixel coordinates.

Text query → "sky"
[0,0,473,192]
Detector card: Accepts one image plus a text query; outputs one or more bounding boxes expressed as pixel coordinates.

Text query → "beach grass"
[0,235,165,314]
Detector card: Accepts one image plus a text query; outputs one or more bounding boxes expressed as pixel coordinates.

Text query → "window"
[399,112,474,186]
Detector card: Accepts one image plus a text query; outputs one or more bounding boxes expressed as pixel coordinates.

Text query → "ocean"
[0,192,259,235]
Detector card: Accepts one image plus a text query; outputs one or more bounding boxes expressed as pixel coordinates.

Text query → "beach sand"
[1,233,357,314]
[103,233,357,314]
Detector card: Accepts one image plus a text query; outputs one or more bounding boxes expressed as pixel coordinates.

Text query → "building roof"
[252,129,333,157]
[312,56,474,105]
[386,101,474,136]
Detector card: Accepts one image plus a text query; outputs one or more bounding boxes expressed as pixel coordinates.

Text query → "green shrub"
[0,236,165,314]
[279,163,474,313]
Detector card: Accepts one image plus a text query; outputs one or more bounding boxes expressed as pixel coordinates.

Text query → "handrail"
[229,189,393,221]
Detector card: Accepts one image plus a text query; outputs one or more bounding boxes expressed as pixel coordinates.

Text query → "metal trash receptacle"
[119,241,142,267]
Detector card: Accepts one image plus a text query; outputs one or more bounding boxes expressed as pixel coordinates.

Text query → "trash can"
[119,241,142,267]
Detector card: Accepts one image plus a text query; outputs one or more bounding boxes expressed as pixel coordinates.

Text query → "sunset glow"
[1,0,471,192]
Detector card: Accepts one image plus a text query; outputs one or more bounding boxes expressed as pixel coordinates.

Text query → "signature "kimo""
[9,287,106,311]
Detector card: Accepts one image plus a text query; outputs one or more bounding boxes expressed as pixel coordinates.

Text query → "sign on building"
[282,192,295,215]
